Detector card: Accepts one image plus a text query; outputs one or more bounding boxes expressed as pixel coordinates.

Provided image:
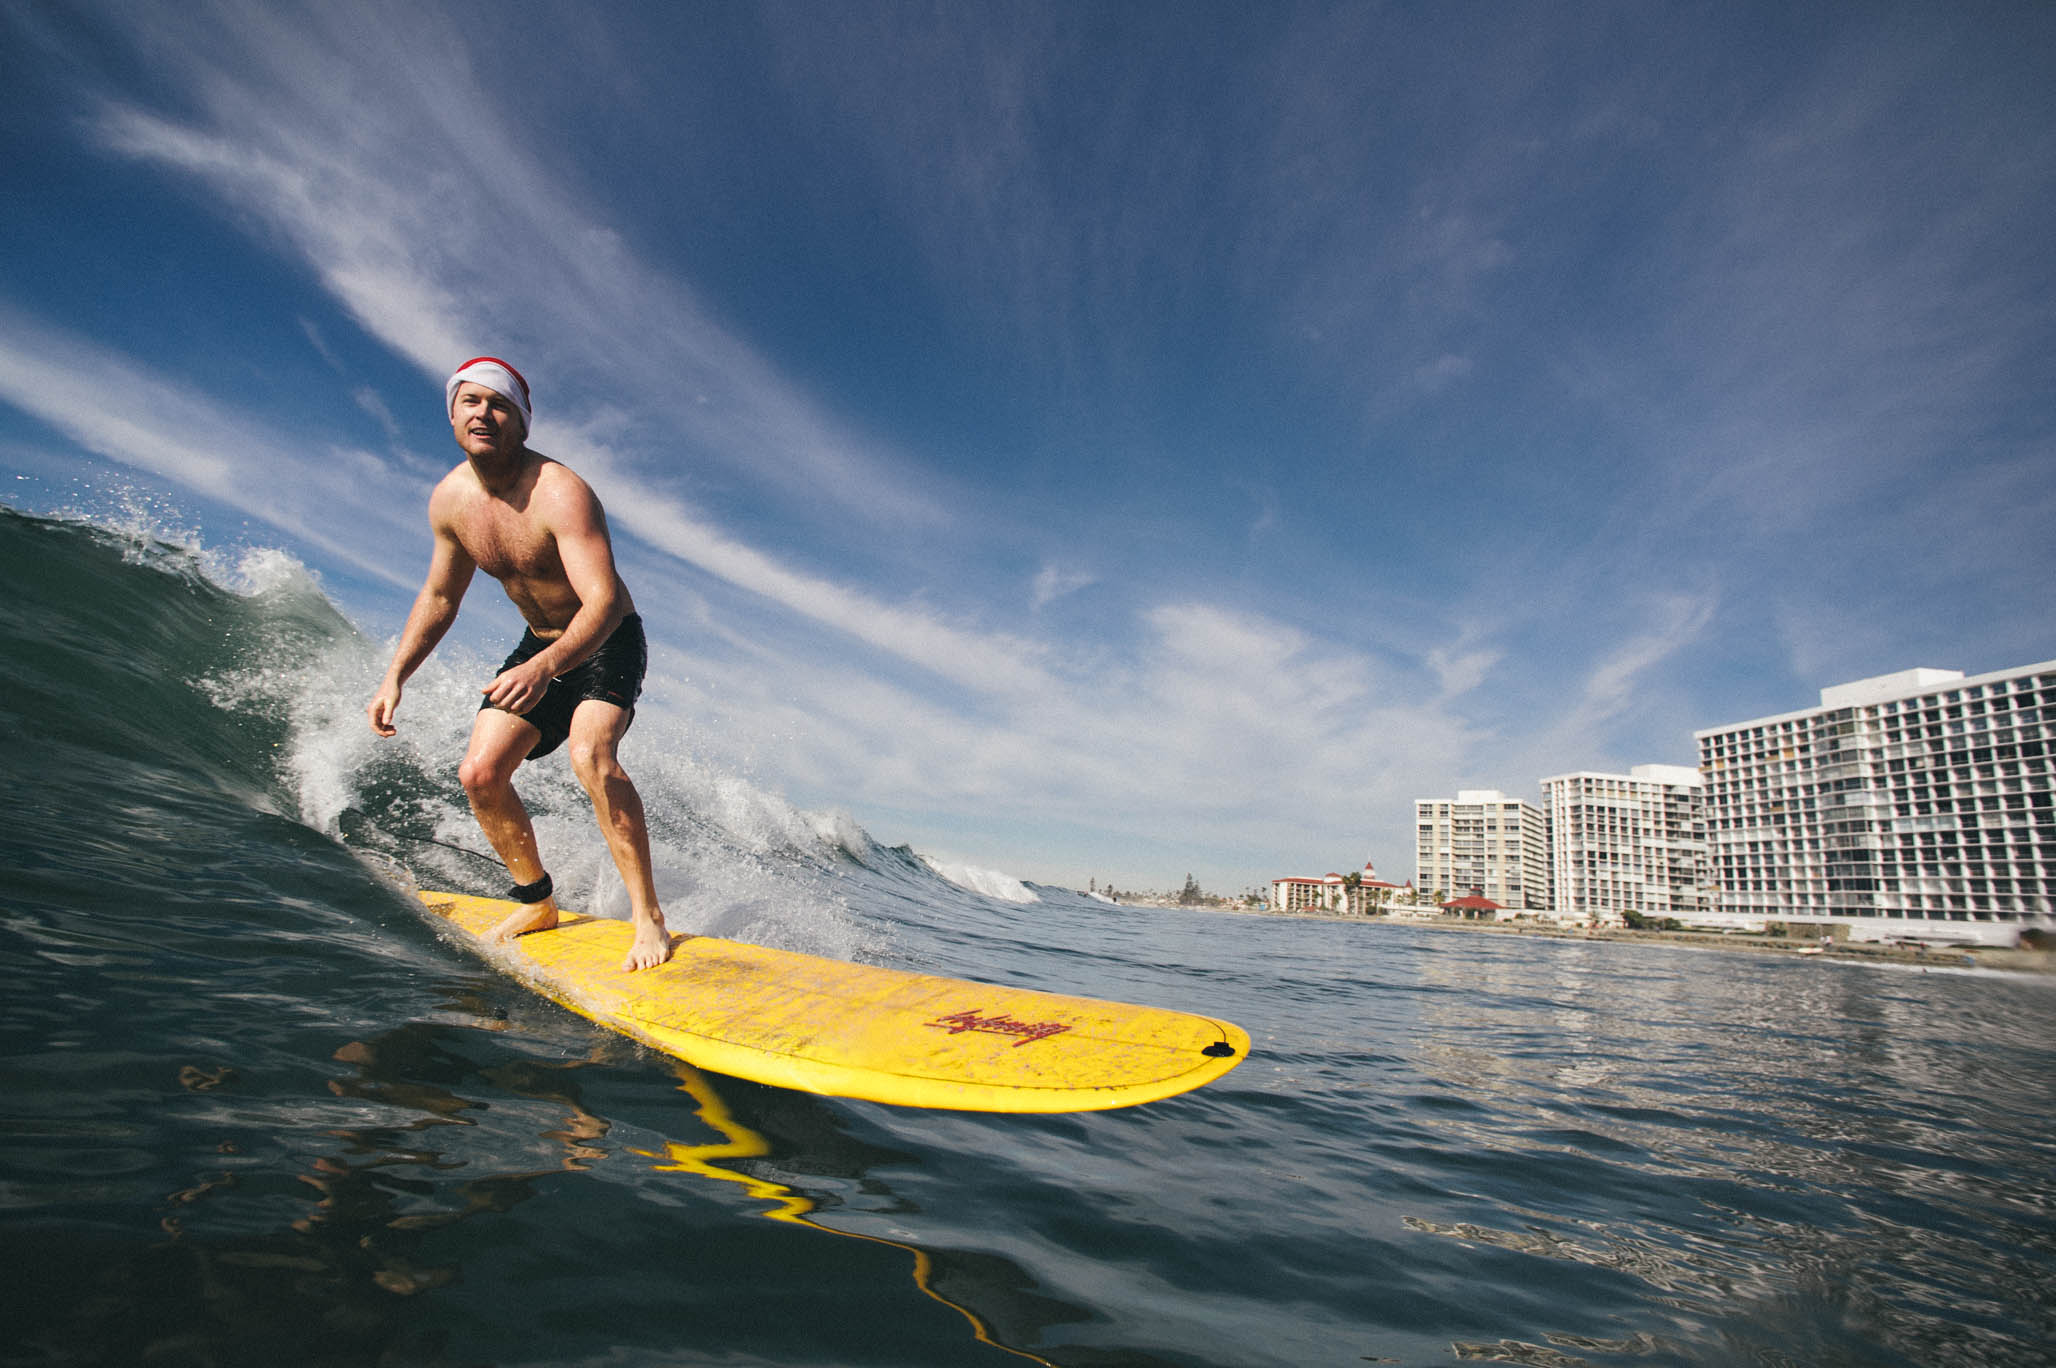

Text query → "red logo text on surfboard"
[928,1008,1071,1047]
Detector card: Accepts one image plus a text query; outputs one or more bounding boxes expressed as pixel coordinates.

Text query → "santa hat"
[446,356,532,432]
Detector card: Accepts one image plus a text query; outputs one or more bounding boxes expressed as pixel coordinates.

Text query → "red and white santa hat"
[446,356,532,432]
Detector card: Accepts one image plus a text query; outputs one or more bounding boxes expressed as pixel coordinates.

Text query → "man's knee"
[460,747,521,799]
[566,704,633,793]
[462,714,540,800]
[568,738,627,793]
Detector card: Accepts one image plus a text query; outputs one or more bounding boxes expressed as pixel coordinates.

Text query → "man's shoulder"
[426,462,478,514]
[531,454,591,489]
[531,457,605,512]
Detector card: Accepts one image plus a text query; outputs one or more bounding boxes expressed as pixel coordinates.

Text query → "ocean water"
[3,502,2054,1368]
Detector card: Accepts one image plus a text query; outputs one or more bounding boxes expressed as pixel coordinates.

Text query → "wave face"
[5,502,2056,1368]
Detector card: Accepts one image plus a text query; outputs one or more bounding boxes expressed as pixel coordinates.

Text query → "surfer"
[366,357,671,971]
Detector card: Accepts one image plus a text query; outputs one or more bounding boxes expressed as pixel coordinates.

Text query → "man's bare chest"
[455,503,558,582]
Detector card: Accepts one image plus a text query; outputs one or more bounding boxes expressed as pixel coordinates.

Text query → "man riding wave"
[367,357,671,971]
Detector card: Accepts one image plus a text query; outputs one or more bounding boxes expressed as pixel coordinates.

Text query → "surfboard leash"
[339,806,503,870]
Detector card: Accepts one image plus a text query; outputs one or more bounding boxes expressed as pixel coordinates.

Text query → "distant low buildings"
[1270,874,1342,914]
[1439,893,1508,921]
[1269,860,1412,916]
[1353,861,1412,914]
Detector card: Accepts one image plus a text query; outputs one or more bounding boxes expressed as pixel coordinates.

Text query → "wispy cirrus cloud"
[1512,590,1720,778]
[1030,564,1096,611]
[84,5,945,539]
[558,434,1057,700]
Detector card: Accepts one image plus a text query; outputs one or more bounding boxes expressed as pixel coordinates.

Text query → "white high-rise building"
[1414,791,1551,910]
[1541,766,1711,926]
[1695,662,2056,945]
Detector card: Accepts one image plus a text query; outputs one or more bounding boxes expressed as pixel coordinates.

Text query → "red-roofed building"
[1439,893,1508,921]
[1354,859,1412,914]
[1270,860,1414,916]
[1270,873,1347,914]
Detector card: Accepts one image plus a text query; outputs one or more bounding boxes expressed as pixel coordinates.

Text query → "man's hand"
[482,656,553,716]
[367,683,403,737]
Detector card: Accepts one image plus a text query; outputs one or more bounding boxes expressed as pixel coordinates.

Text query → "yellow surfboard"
[419,891,1248,1113]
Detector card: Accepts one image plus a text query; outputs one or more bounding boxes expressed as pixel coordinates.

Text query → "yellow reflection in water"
[638,1064,1054,1367]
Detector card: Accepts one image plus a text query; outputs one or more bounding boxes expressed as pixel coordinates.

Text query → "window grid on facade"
[1413,792,1552,911]
[1695,664,2056,928]
[1541,767,1709,922]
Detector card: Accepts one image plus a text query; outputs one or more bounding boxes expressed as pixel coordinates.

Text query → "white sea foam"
[920,856,1039,905]
[41,476,241,586]
[223,543,325,599]
[115,509,881,963]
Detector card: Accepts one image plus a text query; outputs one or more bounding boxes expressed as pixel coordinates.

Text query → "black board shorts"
[482,614,646,760]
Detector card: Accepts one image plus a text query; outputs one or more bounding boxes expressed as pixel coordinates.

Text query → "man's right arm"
[367,511,476,737]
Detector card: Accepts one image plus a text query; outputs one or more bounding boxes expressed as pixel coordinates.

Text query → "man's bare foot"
[622,914,671,972]
[490,901,559,942]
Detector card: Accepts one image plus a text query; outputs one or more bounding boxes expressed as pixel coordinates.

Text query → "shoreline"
[1129,900,2056,975]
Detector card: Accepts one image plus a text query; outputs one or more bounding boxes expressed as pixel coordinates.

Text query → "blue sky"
[3,1,2052,894]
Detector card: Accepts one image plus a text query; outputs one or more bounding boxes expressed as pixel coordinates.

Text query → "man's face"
[450,381,525,459]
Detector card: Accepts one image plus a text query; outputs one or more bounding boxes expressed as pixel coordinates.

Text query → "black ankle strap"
[509,873,554,905]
